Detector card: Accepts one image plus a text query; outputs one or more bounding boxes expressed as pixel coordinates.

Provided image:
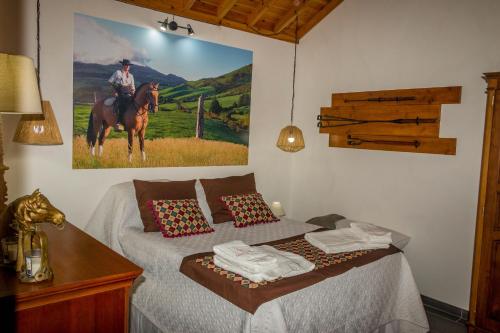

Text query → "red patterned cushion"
[148,199,214,238]
[220,193,279,228]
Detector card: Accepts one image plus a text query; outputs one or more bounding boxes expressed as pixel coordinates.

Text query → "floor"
[427,309,467,333]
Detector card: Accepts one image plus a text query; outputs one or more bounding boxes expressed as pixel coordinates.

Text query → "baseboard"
[421,295,468,324]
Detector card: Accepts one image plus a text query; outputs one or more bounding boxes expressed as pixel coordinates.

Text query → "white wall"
[3,0,295,230]
[289,0,500,309]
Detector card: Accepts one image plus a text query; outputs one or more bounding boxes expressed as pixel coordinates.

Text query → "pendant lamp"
[13,0,63,145]
[276,15,304,153]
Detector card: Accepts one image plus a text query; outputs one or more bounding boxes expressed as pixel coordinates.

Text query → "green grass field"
[73,136,248,169]
[73,103,248,145]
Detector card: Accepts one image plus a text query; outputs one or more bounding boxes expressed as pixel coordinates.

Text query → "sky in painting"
[74,13,253,81]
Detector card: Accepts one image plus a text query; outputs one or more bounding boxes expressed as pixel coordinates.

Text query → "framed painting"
[73,13,252,168]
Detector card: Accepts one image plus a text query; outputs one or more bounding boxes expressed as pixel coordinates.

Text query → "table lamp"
[271,202,286,217]
[0,53,43,212]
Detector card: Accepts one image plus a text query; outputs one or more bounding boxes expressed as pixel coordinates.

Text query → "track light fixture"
[158,17,195,36]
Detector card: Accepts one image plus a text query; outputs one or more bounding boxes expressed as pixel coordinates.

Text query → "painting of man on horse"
[73,13,252,169]
[86,68,159,162]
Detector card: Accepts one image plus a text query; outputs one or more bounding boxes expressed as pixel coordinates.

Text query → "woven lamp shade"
[14,100,63,145]
[276,125,305,152]
[0,54,42,115]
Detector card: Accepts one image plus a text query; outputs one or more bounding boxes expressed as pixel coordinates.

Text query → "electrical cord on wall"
[289,14,298,124]
[36,0,41,87]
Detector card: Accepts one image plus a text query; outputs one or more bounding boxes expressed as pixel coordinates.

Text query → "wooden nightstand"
[0,222,143,333]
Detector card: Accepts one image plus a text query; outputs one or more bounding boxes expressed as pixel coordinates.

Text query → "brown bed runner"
[180,232,400,314]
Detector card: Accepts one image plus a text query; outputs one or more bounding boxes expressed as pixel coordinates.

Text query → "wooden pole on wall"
[0,115,9,240]
[196,94,205,139]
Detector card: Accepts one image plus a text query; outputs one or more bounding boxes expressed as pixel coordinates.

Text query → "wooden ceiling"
[116,0,343,43]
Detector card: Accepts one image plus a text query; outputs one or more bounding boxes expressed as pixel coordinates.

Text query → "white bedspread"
[85,182,429,333]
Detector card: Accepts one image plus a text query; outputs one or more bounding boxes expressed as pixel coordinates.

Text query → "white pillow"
[195,179,214,225]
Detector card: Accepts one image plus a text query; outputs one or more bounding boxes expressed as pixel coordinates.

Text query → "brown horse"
[86,82,159,162]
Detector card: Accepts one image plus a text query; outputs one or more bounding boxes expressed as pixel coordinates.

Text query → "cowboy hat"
[119,59,132,66]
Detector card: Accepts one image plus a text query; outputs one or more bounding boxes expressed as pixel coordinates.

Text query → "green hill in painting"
[159,64,251,102]
[157,64,252,133]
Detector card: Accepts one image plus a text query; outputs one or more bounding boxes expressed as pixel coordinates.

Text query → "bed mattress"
[85,181,429,333]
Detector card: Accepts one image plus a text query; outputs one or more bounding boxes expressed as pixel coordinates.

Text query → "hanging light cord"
[290,14,298,125]
[36,0,41,87]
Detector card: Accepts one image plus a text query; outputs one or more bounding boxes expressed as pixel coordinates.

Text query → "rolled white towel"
[213,240,278,270]
[350,222,392,244]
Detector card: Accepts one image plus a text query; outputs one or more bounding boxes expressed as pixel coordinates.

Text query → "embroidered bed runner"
[179,231,400,314]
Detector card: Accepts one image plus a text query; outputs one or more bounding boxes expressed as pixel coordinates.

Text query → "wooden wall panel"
[331,86,461,107]
[318,86,461,155]
[329,134,457,155]
[319,105,441,137]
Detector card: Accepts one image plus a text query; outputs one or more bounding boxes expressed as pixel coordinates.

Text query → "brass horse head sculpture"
[12,189,66,231]
[7,189,66,282]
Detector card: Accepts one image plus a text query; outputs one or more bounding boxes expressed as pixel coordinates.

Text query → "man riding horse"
[108,59,135,131]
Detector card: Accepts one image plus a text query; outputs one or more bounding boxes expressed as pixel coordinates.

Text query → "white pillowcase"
[195,179,214,225]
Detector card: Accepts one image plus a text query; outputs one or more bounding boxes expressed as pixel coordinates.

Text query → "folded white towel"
[213,240,277,273]
[214,255,280,282]
[259,245,315,278]
[350,222,392,244]
[213,243,315,283]
[305,228,390,254]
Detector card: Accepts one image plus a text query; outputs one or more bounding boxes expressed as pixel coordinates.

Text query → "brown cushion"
[133,179,197,232]
[200,173,256,224]
[149,199,214,238]
[221,193,279,228]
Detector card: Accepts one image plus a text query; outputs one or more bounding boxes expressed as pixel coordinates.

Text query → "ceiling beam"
[247,0,278,27]
[116,0,296,43]
[183,0,197,11]
[273,0,312,34]
[297,0,343,38]
[220,17,295,42]
[217,0,238,20]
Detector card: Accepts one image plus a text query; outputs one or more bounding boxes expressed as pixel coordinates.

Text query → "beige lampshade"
[276,125,305,152]
[0,53,42,115]
[13,100,63,145]
[270,201,285,217]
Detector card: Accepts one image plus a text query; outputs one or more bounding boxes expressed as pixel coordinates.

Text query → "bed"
[85,181,429,333]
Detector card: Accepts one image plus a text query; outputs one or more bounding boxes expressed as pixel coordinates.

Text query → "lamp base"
[19,267,53,283]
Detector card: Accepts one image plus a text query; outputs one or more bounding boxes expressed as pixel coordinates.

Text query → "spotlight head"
[187,24,194,36]
[158,19,168,31]
[168,20,178,31]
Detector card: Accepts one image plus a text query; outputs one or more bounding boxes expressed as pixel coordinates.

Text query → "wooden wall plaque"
[317,86,461,155]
